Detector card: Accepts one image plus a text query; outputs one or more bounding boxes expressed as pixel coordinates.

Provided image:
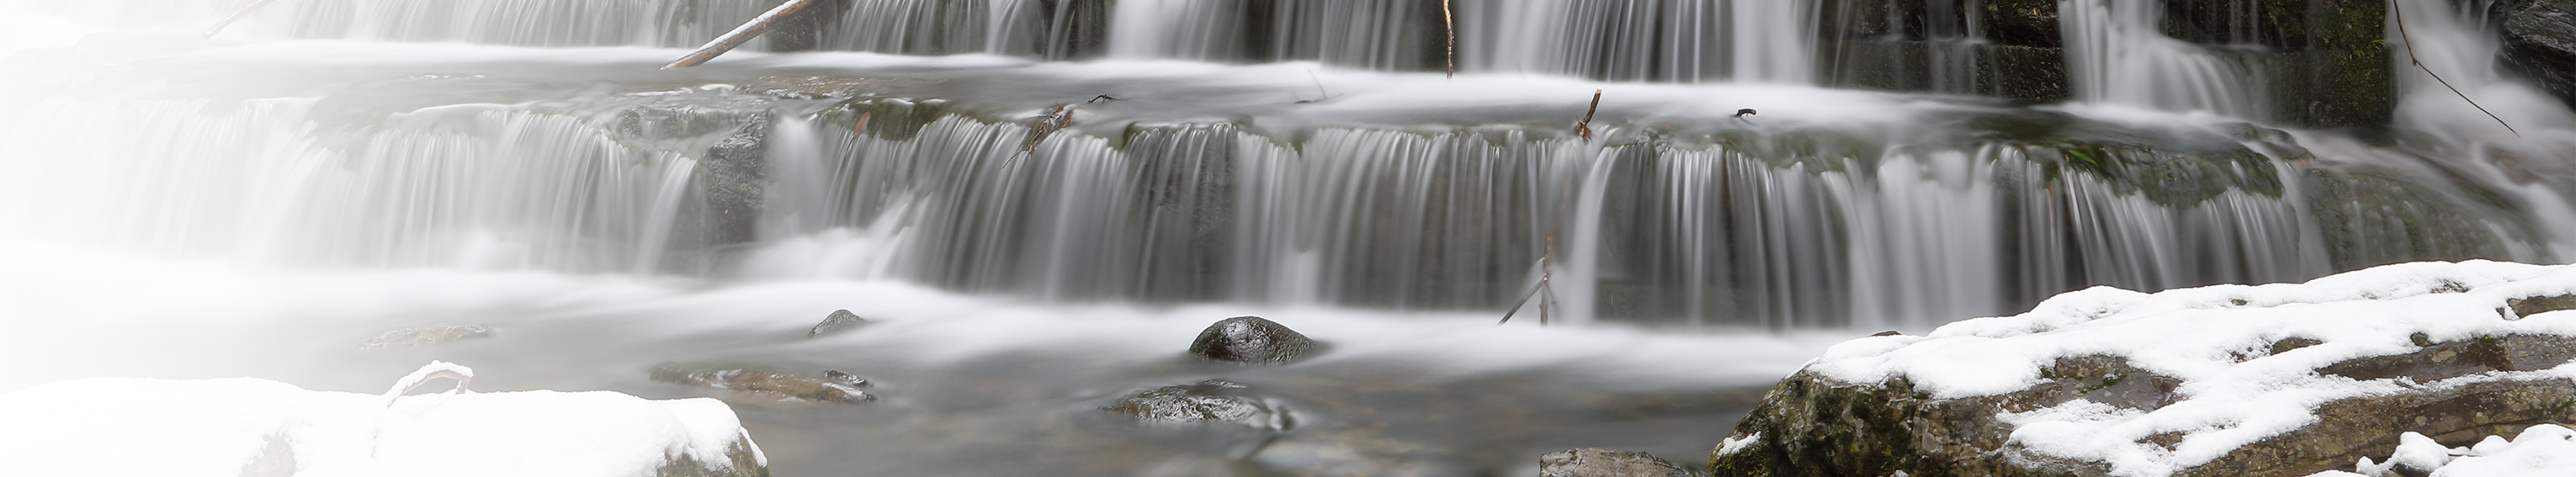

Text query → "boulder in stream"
[1187,316,1315,365]
[808,309,873,337]
[1709,261,2576,477]
[356,323,492,351]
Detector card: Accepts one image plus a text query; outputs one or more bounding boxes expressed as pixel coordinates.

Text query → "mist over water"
[5,0,2576,475]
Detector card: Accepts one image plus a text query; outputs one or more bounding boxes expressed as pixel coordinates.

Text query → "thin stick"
[664,0,830,69]
[1294,70,1337,103]
[203,0,279,39]
[2392,0,2519,136]
[1442,0,1457,77]
[1538,235,1554,326]
[1575,90,1601,142]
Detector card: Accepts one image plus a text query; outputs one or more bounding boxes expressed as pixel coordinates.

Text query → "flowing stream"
[4,0,2576,475]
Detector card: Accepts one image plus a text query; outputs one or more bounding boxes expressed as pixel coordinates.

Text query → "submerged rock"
[355,324,492,351]
[1105,379,1288,430]
[651,365,874,403]
[1187,316,1315,365]
[1538,448,1693,477]
[1710,262,2576,477]
[808,310,873,337]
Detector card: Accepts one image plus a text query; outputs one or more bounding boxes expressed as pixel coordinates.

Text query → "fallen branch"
[663,0,831,69]
[1575,89,1601,141]
[1442,0,1457,77]
[2391,0,2518,136]
[202,0,279,39]
[1021,104,1076,152]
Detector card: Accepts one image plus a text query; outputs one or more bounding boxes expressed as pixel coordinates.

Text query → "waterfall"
[0,95,705,273]
[2060,0,2265,118]
[6,0,2573,328]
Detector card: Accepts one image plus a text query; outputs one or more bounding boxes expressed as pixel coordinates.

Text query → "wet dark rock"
[762,0,853,53]
[1127,124,1242,302]
[2159,0,2392,127]
[1002,0,1116,61]
[2318,334,2576,382]
[2270,337,2324,355]
[1105,379,1288,429]
[2509,293,2576,319]
[822,369,872,389]
[356,324,492,351]
[1815,0,2068,100]
[697,113,772,246]
[2501,0,2576,110]
[1710,339,2576,477]
[815,97,954,141]
[651,365,874,403]
[1538,448,1692,477]
[1187,316,1315,365]
[2302,169,2518,270]
[743,76,879,100]
[809,309,873,337]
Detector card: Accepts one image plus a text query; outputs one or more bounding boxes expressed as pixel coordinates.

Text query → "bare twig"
[1575,90,1601,142]
[203,0,279,39]
[2392,0,2519,136]
[664,0,831,69]
[1293,71,1337,103]
[1442,0,1457,77]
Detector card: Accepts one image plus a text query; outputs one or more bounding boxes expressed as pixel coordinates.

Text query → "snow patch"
[2332,425,2576,477]
[0,363,759,477]
[1717,432,1763,457]
[1799,261,2576,475]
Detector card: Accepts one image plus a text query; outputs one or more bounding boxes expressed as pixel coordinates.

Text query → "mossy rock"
[2301,169,2520,270]
[813,97,959,141]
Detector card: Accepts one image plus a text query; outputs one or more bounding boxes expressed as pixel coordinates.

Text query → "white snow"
[2328,425,2576,477]
[0,362,762,477]
[1716,432,1764,457]
[1798,260,2576,477]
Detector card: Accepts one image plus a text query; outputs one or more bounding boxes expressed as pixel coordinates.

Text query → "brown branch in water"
[2391,0,2519,136]
[202,0,279,39]
[1575,89,1601,142]
[1442,0,1457,78]
[663,0,831,69]
[1022,104,1076,152]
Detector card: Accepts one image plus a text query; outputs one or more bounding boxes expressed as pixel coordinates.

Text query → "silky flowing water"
[3,1,2575,475]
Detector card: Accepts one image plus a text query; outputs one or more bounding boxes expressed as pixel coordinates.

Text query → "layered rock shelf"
[1713,261,2576,477]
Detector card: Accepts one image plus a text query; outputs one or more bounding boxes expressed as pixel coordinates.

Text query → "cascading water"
[2060,0,2265,118]
[8,0,2576,475]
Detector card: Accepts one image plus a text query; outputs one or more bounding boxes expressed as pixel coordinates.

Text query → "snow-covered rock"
[0,362,767,477]
[1709,261,2576,477]
[2329,424,2576,477]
